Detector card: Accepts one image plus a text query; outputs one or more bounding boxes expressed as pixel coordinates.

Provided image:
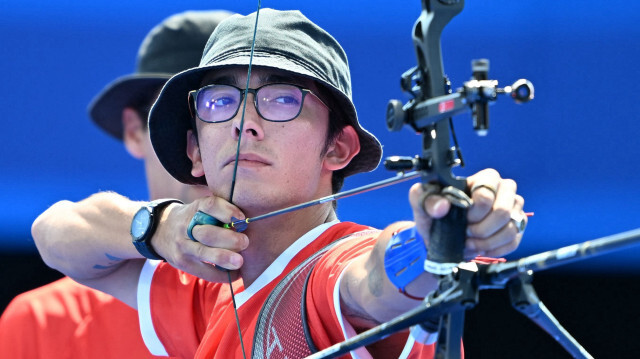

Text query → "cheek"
[286,123,325,160]
[196,127,228,178]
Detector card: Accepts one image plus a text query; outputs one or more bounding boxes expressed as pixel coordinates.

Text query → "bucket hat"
[88,10,234,140]
[149,9,382,185]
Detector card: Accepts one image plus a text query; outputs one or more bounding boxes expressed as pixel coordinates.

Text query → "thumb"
[424,195,451,219]
[409,183,452,243]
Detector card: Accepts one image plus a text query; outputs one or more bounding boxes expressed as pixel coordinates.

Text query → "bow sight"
[386,59,534,136]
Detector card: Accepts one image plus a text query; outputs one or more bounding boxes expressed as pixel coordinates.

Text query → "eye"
[200,87,239,111]
[209,96,236,108]
[273,94,300,106]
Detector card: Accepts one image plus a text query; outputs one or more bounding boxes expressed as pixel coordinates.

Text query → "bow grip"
[424,186,471,272]
[427,205,467,264]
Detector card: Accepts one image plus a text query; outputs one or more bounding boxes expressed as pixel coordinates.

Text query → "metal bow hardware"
[214,1,640,358]
[382,1,533,356]
[221,2,640,359]
[310,0,537,358]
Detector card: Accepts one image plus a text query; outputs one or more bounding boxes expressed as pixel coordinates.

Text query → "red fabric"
[146,222,433,358]
[473,256,506,264]
[0,277,168,358]
[307,231,436,358]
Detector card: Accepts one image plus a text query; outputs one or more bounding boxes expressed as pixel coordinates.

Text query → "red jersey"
[0,276,167,358]
[138,221,436,358]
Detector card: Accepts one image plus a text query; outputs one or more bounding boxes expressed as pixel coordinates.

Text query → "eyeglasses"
[188,83,329,123]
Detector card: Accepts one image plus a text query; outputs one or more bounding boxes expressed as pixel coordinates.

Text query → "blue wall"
[2,1,639,273]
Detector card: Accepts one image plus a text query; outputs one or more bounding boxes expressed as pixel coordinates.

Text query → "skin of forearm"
[32,191,144,280]
[340,222,439,329]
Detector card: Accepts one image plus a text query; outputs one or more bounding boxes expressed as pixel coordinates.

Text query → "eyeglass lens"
[195,84,304,123]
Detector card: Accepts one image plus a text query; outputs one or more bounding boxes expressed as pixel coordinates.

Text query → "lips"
[223,153,271,168]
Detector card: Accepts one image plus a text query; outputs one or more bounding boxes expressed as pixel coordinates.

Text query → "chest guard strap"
[252,234,354,359]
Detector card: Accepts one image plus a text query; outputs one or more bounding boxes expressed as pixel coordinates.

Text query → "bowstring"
[226,3,262,359]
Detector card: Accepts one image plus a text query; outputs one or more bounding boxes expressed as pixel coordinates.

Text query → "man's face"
[188,66,332,215]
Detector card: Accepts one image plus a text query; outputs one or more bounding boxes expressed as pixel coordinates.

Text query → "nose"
[230,92,265,141]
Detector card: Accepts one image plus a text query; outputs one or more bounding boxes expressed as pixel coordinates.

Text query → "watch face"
[131,208,152,240]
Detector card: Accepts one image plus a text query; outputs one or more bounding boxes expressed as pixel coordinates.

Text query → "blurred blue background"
[1,0,639,274]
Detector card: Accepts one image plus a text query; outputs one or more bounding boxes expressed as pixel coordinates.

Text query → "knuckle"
[494,207,511,224]
[472,192,493,211]
[199,196,219,214]
[172,255,191,270]
[501,178,517,192]
[175,236,191,251]
[515,194,525,208]
[231,234,247,251]
[479,168,499,178]
[470,238,489,252]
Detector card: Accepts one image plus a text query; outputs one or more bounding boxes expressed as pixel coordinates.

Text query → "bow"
[218,3,638,359]
[307,0,535,358]
[207,1,537,358]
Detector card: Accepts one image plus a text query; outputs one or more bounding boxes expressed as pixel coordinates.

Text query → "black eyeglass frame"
[188,83,329,124]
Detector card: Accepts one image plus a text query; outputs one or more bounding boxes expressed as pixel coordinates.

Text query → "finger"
[467,178,518,238]
[186,196,246,242]
[478,235,521,258]
[465,216,524,256]
[192,225,249,252]
[175,238,245,270]
[466,169,501,223]
[467,184,497,223]
[409,183,450,219]
[196,196,246,224]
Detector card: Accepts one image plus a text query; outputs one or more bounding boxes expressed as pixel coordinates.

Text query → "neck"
[238,202,336,287]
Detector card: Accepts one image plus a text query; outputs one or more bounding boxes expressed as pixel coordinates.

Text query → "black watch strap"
[132,199,183,261]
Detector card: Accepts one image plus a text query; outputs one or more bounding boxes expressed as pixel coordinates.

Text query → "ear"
[323,125,360,172]
[122,108,146,159]
[186,129,205,178]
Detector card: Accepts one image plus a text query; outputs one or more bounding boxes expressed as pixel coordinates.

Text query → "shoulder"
[2,277,115,319]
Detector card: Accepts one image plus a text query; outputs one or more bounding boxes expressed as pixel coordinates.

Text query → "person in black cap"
[0,10,232,358]
[33,9,526,358]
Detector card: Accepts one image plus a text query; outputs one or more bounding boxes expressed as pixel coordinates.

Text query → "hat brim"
[88,74,172,140]
[150,54,382,185]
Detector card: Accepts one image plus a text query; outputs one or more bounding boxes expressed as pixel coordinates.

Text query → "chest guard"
[251,236,349,358]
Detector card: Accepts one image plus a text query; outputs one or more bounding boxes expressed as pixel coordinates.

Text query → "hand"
[409,168,525,259]
[151,196,249,282]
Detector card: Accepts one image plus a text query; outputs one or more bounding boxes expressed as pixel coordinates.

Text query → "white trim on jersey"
[137,259,169,356]
[234,220,340,308]
[334,260,373,359]
[334,258,418,359]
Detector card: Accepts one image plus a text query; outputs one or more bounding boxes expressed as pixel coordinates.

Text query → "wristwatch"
[131,198,183,260]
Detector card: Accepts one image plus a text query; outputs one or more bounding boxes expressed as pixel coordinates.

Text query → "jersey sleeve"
[305,231,437,358]
[138,260,225,358]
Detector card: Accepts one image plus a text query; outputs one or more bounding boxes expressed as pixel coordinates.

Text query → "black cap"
[88,10,234,140]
